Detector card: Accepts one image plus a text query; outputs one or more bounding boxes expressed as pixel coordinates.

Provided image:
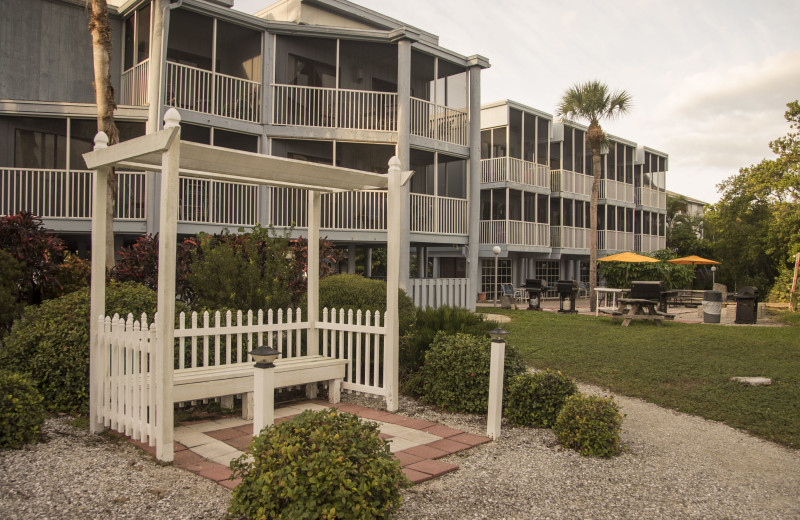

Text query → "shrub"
[110,234,196,300]
[43,252,91,299]
[420,332,525,414]
[0,250,23,334]
[554,394,624,457]
[0,282,176,413]
[0,372,45,449]
[319,274,416,335]
[504,370,579,428]
[400,306,497,376]
[229,409,408,519]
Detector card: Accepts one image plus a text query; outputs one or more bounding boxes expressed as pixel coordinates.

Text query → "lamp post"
[711,266,717,286]
[249,345,280,435]
[487,327,508,440]
[492,245,501,307]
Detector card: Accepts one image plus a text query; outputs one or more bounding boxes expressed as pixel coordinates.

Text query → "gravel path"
[2,387,799,520]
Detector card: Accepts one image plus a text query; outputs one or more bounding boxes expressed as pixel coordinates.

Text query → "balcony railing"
[481,157,550,189]
[410,193,468,235]
[410,97,468,146]
[634,234,665,253]
[1,169,147,220]
[598,230,634,251]
[550,226,589,249]
[165,62,262,123]
[272,84,397,131]
[179,177,259,227]
[480,220,549,247]
[120,59,150,106]
[635,187,667,209]
[600,179,634,203]
[550,169,592,197]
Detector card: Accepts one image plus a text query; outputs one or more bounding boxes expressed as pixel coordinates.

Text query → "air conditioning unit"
[634,145,645,165]
[550,120,564,142]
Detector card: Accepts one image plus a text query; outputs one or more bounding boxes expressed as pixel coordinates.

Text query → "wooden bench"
[173,355,347,419]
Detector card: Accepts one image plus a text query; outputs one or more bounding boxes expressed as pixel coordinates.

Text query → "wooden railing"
[550,169,592,196]
[120,59,149,106]
[410,193,468,234]
[479,220,549,247]
[481,157,550,188]
[410,97,468,146]
[165,61,262,123]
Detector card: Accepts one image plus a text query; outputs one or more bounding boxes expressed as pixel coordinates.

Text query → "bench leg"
[305,383,319,400]
[328,379,342,404]
[242,392,254,420]
[220,395,234,410]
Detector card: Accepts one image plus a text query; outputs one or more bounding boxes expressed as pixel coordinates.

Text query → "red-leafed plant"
[109,234,197,300]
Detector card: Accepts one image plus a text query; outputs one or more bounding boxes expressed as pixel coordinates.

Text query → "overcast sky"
[194,1,800,203]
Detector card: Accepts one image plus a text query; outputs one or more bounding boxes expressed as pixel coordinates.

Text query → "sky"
[159,0,800,203]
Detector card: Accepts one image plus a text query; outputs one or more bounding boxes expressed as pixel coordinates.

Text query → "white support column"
[307,190,320,357]
[365,248,373,278]
[155,109,181,462]
[466,57,487,310]
[487,334,506,440]
[396,39,412,293]
[253,366,275,435]
[347,245,356,274]
[89,132,110,434]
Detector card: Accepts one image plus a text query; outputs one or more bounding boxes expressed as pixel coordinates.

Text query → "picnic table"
[610,298,675,327]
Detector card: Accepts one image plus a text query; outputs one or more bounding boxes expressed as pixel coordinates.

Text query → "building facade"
[0,0,667,305]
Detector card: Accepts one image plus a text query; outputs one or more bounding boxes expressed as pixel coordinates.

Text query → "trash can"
[734,286,759,324]
[702,290,722,323]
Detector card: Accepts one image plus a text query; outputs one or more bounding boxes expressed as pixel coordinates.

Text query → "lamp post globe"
[492,246,501,307]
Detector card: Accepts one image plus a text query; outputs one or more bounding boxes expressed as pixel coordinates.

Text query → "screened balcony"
[550,169,592,197]
[481,157,549,188]
[478,188,549,247]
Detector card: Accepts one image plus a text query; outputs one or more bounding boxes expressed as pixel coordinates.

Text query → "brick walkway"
[126,399,490,489]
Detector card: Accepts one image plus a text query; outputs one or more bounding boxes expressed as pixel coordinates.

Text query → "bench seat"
[173,355,346,405]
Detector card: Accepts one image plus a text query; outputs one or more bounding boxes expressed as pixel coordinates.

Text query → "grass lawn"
[480,308,800,449]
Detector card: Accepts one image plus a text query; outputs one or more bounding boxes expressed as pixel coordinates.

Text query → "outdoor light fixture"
[493,246,501,308]
[711,265,717,285]
[249,345,280,368]
[489,328,509,342]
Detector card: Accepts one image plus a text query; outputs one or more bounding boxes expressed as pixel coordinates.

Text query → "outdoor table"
[594,287,627,316]
[613,298,675,327]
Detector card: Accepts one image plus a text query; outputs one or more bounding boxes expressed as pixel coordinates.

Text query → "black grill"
[630,281,663,300]
[522,279,546,311]
[736,286,759,300]
[734,286,759,324]
[556,280,578,295]
[556,280,579,314]
[523,279,545,290]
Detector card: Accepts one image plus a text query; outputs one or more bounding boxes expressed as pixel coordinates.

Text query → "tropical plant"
[0,372,45,449]
[109,234,197,299]
[0,250,23,334]
[557,81,632,311]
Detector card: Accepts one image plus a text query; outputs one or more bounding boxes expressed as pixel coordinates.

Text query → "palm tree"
[557,81,632,311]
[88,0,119,268]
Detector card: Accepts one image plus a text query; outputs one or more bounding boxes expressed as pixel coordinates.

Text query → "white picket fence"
[409,278,471,309]
[96,306,387,446]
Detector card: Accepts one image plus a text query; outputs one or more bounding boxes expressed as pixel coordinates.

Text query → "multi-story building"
[478,101,667,296]
[1,0,667,305]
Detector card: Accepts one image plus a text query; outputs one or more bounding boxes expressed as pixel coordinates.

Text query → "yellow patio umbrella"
[667,255,721,289]
[597,251,660,282]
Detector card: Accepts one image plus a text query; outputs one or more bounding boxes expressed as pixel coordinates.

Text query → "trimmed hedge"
[229,409,408,519]
[0,282,175,414]
[319,274,415,335]
[0,372,45,449]
[554,394,624,457]
[504,370,578,428]
[420,332,525,414]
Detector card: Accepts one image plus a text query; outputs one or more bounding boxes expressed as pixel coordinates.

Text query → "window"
[523,113,536,162]
[491,188,505,220]
[437,154,467,199]
[509,109,522,159]
[524,192,536,223]
[535,261,561,298]
[480,190,492,220]
[482,258,512,299]
[563,198,573,227]
[537,118,548,166]
[563,127,573,172]
[537,194,549,224]
[508,189,522,221]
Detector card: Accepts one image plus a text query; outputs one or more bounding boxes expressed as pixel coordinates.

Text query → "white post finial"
[93,131,109,150]
[388,155,401,171]
[163,108,181,128]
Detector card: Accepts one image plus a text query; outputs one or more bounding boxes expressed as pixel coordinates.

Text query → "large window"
[535,260,561,297]
[481,258,512,299]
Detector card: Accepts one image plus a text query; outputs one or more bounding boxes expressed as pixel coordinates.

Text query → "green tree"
[705,100,800,297]
[558,81,632,311]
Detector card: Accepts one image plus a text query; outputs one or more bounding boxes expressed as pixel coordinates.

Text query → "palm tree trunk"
[89,0,119,269]
[587,122,604,312]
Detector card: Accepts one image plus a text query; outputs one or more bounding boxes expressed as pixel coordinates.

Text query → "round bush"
[0,282,169,414]
[505,370,578,427]
[0,372,45,449]
[319,274,416,335]
[554,394,624,457]
[229,409,409,519]
[420,332,526,414]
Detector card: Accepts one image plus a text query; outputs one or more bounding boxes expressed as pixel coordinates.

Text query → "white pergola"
[83,109,411,460]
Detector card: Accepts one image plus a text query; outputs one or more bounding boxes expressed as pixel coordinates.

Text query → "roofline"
[481,99,550,118]
[666,190,707,205]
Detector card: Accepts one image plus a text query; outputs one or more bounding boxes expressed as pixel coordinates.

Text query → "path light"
[493,245,501,308]
[487,327,508,440]
[249,345,280,368]
[711,265,717,286]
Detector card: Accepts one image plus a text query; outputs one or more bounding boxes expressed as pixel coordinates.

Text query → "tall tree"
[557,81,632,310]
[88,0,119,268]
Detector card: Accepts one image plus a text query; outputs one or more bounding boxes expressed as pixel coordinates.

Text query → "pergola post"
[306,189,320,398]
[89,132,110,434]
[154,109,181,462]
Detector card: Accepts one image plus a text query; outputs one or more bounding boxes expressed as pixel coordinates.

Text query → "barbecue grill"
[556,280,579,314]
[522,279,546,311]
[734,286,759,324]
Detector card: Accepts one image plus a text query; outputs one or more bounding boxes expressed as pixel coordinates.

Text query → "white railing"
[479,220,549,247]
[116,172,147,220]
[178,177,259,227]
[600,180,634,203]
[635,234,664,253]
[120,59,149,106]
[410,97,468,146]
[97,313,157,445]
[410,193,468,235]
[551,169,592,196]
[321,190,386,231]
[272,85,397,131]
[636,187,663,208]
[598,231,634,251]
[408,278,471,309]
[165,61,261,123]
[551,226,589,249]
[481,157,550,189]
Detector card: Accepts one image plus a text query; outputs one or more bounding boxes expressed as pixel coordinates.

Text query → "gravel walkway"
[2,387,799,520]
